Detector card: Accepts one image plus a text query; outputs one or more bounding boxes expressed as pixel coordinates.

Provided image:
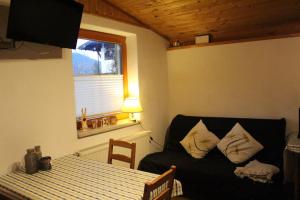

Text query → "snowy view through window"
[72,39,122,76]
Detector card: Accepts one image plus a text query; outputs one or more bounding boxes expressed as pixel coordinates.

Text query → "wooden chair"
[107,139,136,169]
[143,166,176,200]
[0,185,29,200]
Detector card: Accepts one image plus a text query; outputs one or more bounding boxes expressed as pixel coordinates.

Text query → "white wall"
[0,1,169,174]
[167,37,300,134]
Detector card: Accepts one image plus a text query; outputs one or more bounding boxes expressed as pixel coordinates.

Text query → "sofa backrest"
[164,114,286,168]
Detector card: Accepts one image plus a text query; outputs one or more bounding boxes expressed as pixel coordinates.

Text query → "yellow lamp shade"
[122,97,143,113]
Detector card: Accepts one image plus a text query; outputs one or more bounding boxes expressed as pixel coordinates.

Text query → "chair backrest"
[107,139,136,169]
[143,166,176,200]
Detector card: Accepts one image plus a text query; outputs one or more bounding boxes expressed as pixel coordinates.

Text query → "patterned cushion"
[180,120,220,159]
[217,123,264,164]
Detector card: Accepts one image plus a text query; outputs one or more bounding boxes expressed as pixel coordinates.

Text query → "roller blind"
[74,75,124,117]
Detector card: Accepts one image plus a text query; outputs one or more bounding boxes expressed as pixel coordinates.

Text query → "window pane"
[72,37,124,117]
[72,39,122,76]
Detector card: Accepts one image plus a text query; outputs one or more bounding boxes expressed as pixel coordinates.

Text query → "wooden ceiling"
[77,0,144,27]
[79,0,300,46]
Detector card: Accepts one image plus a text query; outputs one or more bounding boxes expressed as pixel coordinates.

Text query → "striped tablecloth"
[0,155,183,200]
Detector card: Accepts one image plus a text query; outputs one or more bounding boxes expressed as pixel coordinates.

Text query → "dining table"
[0,155,183,200]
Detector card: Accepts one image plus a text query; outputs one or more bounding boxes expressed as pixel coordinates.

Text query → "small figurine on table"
[81,108,88,130]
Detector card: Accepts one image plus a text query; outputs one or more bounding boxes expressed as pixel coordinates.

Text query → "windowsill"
[77,119,139,139]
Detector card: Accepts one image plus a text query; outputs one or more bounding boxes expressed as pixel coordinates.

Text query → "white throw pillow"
[180,120,220,159]
[217,123,264,164]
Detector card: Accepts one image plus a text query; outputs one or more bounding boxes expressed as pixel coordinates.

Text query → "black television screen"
[6,0,83,49]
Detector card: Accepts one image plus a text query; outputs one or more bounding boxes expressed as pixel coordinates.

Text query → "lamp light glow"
[122,97,143,121]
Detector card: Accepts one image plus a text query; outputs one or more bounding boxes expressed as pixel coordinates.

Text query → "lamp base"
[129,113,137,122]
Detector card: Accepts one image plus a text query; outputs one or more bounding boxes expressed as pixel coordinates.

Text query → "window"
[72,30,127,118]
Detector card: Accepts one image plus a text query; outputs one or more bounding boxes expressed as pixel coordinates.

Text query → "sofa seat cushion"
[138,151,283,199]
[139,150,240,183]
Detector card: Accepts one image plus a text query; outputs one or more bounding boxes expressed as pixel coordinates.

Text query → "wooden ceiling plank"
[102,0,170,40]
[133,0,300,24]
[77,0,145,27]
[173,20,300,42]
[81,0,300,45]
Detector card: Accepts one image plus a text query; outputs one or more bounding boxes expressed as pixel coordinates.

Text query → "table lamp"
[122,97,143,122]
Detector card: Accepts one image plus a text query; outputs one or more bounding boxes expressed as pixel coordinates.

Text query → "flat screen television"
[6,0,83,49]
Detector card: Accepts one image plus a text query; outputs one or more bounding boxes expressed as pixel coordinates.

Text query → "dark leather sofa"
[138,114,286,200]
